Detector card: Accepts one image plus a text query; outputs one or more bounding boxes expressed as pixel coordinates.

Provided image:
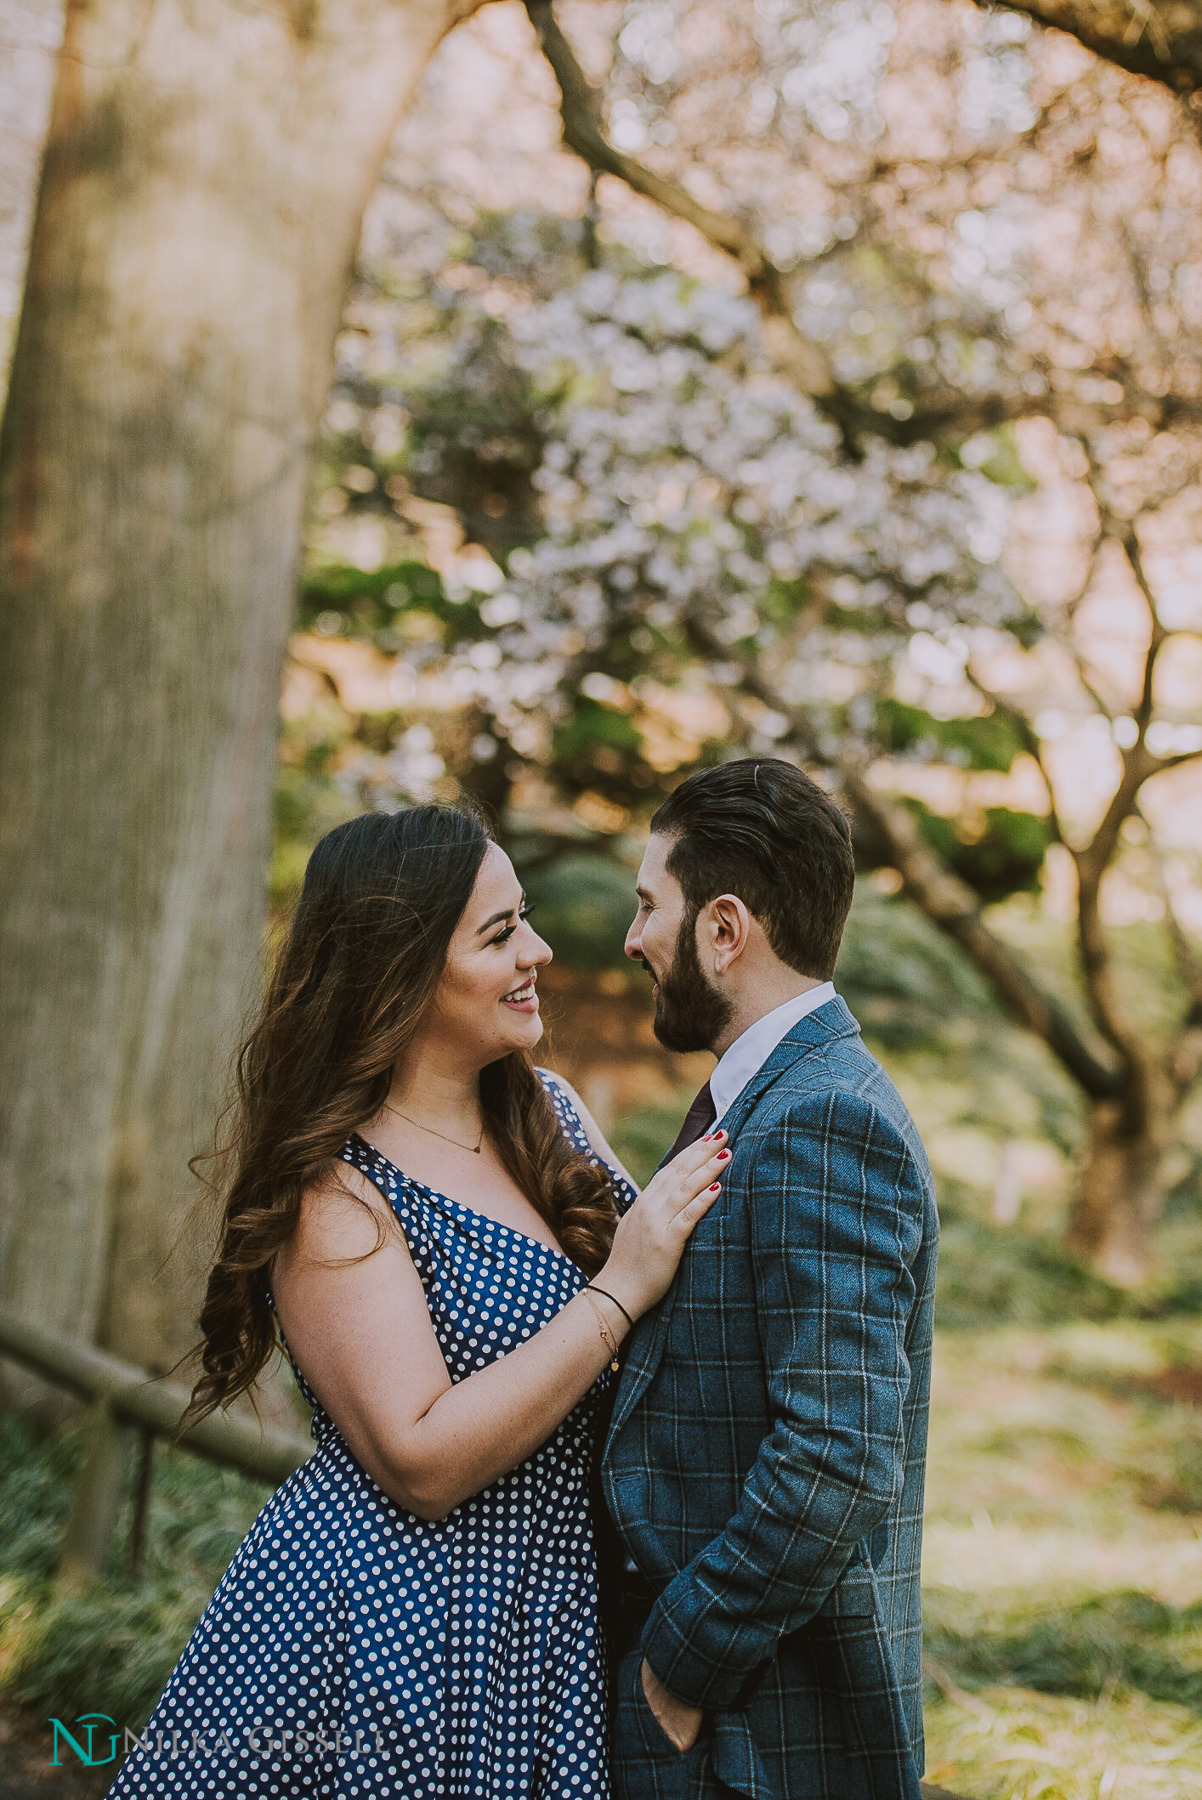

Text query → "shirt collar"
[709,982,837,1124]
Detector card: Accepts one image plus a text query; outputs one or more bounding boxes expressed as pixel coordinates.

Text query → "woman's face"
[426,843,553,1069]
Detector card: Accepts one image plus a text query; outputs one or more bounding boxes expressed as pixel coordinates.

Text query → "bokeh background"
[1,0,1202,1794]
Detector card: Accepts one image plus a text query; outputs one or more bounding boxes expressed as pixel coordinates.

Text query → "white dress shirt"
[709,982,837,1125]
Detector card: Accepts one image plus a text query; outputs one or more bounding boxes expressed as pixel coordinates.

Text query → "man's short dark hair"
[650,758,855,981]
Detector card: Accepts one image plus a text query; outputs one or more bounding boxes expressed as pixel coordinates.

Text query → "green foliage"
[1128,1407,1202,1512]
[550,697,644,797]
[955,428,1039,496]
[611,1098,693,1188]
[1,1579,202,1727]
[0,1411,78,1581]
[933,1216,1127,1328]
[876,699,1026,772]
[914,802,1051,903]
[523,854,637,972]
[0,1412,269,1724]
[269,735,358,914]
[836,886,999,1050]
[299,558,489,652]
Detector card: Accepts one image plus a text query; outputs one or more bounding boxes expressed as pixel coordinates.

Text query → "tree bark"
[0,0,480,1368]
[1066,1096,1170,1287]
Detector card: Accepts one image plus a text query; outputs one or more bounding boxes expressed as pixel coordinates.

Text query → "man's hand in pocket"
[641,1659,703,1752]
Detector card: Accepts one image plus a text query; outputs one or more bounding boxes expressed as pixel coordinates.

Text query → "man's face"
[626,833,733,1054]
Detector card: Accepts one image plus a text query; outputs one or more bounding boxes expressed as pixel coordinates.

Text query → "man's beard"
[647,912,733,1054]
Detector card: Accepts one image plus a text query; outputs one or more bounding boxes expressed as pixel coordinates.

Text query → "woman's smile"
[501,976,539,1013]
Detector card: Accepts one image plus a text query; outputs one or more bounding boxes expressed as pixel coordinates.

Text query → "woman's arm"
[272,1132,727,1520]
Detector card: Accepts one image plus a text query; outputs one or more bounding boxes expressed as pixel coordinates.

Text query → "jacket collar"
[711,994,859,1143]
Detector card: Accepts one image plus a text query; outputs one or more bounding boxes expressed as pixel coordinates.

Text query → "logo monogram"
[48,1714,120,1767]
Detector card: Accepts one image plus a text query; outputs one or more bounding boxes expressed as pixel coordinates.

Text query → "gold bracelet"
[581,1288,621,1373]
[585,1283,635,1329]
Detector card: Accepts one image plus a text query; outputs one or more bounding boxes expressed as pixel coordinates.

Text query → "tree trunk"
[1065,1096,1169,1288]
[0,0,479,1369]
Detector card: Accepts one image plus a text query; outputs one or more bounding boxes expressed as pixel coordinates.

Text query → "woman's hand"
[598,1130,730,1319]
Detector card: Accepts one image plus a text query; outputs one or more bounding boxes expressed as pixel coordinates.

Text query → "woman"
[107,803,729,1800]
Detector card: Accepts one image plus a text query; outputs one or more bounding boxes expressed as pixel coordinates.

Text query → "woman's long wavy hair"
[183,803,619,1430]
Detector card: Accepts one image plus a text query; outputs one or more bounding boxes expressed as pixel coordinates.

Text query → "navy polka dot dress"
[107,1074,635,1800]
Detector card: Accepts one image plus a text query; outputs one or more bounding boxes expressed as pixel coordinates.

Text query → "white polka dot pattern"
[106,1074,635,1800]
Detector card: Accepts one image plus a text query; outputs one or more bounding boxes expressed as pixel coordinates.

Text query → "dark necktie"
[666,1079,716,1163]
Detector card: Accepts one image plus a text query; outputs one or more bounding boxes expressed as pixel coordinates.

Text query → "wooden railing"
[0,1309,312,1584]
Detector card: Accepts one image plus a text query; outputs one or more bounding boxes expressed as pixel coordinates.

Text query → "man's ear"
[704,893,752,977]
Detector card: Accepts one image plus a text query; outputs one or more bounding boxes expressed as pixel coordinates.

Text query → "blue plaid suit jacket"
[603,997,937,1800]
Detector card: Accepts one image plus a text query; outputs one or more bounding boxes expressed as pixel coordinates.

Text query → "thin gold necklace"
[383,1101,485,1154]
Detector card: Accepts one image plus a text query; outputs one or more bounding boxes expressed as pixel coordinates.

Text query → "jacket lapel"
[608,997,860,1442]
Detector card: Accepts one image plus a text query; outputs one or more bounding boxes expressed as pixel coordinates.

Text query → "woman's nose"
[523,928,553,967]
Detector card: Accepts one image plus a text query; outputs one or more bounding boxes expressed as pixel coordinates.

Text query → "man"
[605,757,937,1800]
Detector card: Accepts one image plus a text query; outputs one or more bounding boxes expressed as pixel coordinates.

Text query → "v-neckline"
[348,1132,582,1273]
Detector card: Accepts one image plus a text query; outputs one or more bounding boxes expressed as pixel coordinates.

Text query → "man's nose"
[624,918,643,962]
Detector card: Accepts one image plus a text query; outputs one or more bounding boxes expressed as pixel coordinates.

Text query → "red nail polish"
[709,1182,721,1191]
[717,1149,730,1161]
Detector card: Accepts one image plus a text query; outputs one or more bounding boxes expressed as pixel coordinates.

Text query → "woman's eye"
[491,905,531,947]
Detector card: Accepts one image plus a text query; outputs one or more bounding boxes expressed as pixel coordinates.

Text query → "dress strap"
[537,1070,638,1214]
[340,1132,441,1289]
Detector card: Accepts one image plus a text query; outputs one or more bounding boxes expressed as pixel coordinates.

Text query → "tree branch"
[524,0,1075,451]
[685,616,1125,1099]
[1138,819,1202,1101]
[524,0,837,402]
[975,0,1202,97]
[527,1,1202,453]
[1057,481,1172,1060]
[1070,743,1159,1055]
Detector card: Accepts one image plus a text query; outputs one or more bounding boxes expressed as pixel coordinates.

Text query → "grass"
[920,1325,1202,1799]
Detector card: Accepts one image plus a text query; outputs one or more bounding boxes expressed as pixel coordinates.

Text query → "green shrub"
[0,1412,269,1724]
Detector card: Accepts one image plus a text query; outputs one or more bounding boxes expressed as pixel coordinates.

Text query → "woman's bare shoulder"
[283,1157,398,1270]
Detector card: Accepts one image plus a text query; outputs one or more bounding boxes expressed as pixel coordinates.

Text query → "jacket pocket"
[813,1553,880,1618]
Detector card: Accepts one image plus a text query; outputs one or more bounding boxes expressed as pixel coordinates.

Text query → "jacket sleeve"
[639,1088,925,1711]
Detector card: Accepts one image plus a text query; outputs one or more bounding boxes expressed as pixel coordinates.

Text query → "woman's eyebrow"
[476,896,526,936]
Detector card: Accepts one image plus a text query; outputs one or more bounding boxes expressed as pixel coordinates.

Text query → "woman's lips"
[501,979,539,1013]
